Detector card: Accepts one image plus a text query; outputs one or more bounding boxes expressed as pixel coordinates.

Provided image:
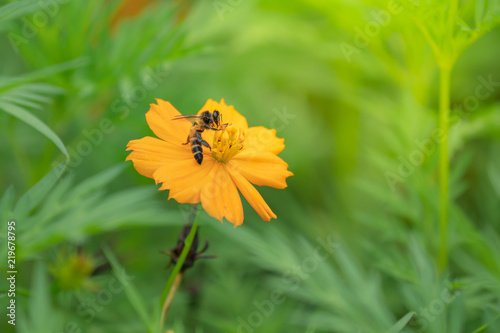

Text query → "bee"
[172,110,227,165]
[161,225,216,272]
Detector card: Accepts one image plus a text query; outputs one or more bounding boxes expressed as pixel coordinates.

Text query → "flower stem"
[158,204,200,330]
[160,273,183,327]
[438,65,451,270]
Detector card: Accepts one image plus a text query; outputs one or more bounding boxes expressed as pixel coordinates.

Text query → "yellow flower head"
[126,98,293,226]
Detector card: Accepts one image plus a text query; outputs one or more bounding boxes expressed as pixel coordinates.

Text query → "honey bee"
[172,110,227,164]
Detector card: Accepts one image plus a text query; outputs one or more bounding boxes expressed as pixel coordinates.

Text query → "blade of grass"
[386,312,415,333]
[0,58,88,90]
[13,161,67,220]
[102,246,152,330]
[0,101,69,159]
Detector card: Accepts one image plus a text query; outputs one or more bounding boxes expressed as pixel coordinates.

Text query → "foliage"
[1,0,500,332]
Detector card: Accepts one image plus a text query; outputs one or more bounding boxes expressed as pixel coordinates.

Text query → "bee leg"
[193,131,210,150]
[201,140,211,151]
[182,135,190,145]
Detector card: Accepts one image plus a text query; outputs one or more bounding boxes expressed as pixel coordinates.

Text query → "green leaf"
[472,325,488,333]
[102,246,151,330]
[386,312,415,333]
[68,163,125,199]
[0,0,38,23]
[14,162,182,258]
[0,186,15,222]
[13,161,67,220]
[19,261,63,331]
[0,58,88,90]
[455,16,472,31]
[0,83,64,110]
[29,261,51,328]
[0,101,69,158]
[15,306,32,333]
[475,0,487,27]
[489,162,500,200]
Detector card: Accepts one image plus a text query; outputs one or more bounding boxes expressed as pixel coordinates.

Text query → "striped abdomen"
[189,127,204,165]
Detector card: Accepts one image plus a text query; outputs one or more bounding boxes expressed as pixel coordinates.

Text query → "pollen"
[212,125,245,163]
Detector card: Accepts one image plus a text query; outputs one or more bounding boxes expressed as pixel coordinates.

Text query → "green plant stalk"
[160,272,183,327]
[438,65,451,270]
[158,208,200,330]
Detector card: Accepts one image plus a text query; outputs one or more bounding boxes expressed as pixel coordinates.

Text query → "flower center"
[212,125,245,163]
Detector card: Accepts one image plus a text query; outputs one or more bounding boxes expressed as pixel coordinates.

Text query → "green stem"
[158,205,200,331]
[160,272,183,328]
[438,65,451,270]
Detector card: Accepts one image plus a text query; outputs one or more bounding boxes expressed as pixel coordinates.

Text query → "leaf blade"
[0,101,69,158]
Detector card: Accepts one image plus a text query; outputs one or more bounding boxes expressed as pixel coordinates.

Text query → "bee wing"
[172,114,203,122]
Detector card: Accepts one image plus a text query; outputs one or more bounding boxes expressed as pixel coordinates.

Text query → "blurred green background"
[1,0,500,332]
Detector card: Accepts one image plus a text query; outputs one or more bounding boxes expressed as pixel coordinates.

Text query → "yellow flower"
[126,98,293,226]
[50,250,97,291]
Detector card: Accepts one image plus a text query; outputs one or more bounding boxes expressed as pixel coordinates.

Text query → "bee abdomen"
[191,143,203,164]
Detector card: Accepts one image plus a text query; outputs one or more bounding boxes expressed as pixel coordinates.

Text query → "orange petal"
[153,155,216,203]
[229,150,293,189]
[126,136,189,178]
[146,99,192,144]
[227,165,277,221]
[244,126,285,154]
[200,163,244,226]
[198,98,248,130]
